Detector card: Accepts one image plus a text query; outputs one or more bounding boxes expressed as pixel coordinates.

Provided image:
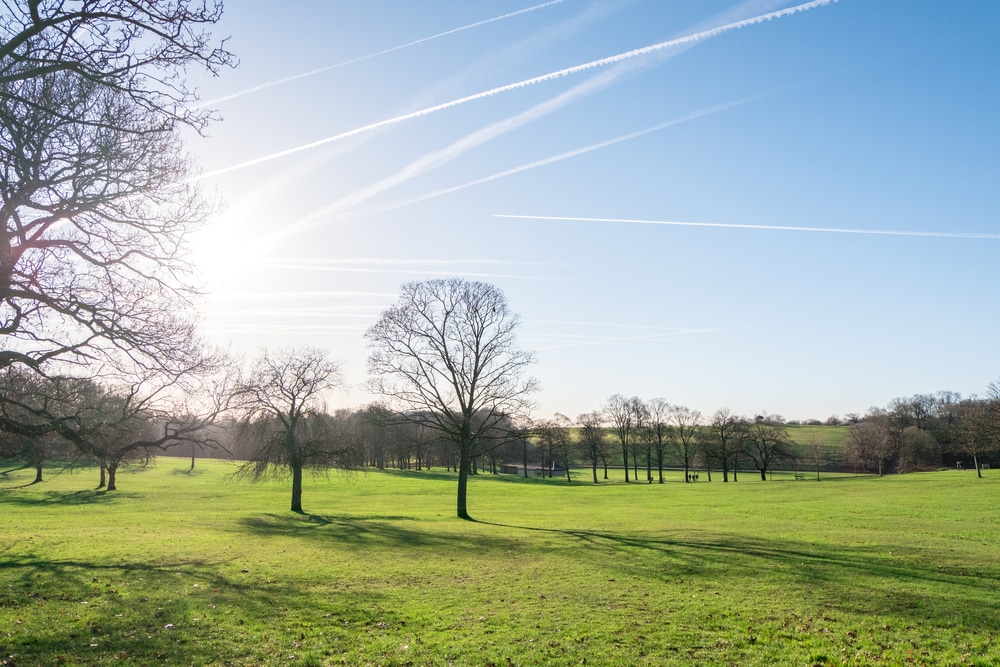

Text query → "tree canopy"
[366,279,536,519]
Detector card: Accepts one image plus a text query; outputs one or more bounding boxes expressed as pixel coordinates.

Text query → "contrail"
[270,98,748,242]
[193,0,569,109]
[274,66,628,238]
[192,0,835,182]
[378,99,751,213]
[492,215,1000,240]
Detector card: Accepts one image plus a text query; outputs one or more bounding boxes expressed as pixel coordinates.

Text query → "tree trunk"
[290,461,304,513]
[33,462,43,484]
[760,468,767,481]
[592,462,598,484]
[684,463,690,483]
[106,463,118,491]
[190,443,196,471]
[623,448,630,483]
[974,452,982,479]
[98,465,107,489]
[457,445,471,520]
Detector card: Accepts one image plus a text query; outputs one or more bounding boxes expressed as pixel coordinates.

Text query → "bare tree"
[536,413,573,482]
[957,394,999,478]
[743,414,795,481]
[0,3,234,441]
[0,369,75,481]
[845,410,895,476]
[645,398,671,484]
[0,0,235,133]
[233,347,352,514]
[669,405,701,483]
[88,348,235,490]
[605,394,641,483]
[366,279,537,520]
[0,65,211,376]
[897,425,938,473]
[701,408,742,482]
[803,434,828,481]
[576,411,608,483]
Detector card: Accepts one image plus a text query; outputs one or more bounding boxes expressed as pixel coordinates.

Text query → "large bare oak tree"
[0,1,234,441]
[366,279,536,520]
[0,0,235,132]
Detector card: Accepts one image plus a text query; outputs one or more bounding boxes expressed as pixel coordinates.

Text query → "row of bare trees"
[566,398,795,483]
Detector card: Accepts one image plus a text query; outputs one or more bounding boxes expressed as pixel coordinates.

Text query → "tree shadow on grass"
[0,553,401,666]
[0,488,125,505]
[169,466,207,476]
[0,463,28,477]
[238,512,523,553]
[474,519,1000,632]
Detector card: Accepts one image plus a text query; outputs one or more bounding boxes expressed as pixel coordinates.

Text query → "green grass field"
[1,459,997,666]
[784,424,849,449]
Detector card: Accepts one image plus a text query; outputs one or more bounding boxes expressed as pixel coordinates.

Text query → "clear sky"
[183,0,1000,422]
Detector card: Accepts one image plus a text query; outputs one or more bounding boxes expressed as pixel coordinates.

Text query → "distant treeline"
[4,377,998,491]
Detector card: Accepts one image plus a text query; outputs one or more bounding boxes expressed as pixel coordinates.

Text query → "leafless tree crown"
[365,279,537,442]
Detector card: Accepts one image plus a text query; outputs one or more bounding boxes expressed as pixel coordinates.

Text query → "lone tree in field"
[366,279,537,520]
[233,347,352,514]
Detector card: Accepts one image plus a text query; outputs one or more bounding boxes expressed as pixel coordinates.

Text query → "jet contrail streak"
[193,0,569,109]
[275,66,627,238]
[380,99,750,212]
[492,215,1000,240]
[192,0,835,182]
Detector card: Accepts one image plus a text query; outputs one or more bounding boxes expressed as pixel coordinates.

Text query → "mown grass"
[1,459,997,666]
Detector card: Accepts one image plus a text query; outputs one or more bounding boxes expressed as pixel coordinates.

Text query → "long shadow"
[471,518,1000,631]
[238,511,523,553]
[378,467,591,486]
[0,488,122,505]
[376,468,459,482]
[0,464,28,476]
[0,553,400,665]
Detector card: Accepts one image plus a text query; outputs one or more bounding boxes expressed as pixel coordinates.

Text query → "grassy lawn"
[1,459,997,666]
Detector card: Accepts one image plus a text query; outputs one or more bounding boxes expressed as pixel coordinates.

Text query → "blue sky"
[184,0,1000,421]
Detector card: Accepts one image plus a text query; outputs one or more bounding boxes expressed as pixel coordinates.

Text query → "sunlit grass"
[1,458,997,665]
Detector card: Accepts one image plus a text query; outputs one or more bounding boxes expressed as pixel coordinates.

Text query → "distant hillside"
[784,424,849,449]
